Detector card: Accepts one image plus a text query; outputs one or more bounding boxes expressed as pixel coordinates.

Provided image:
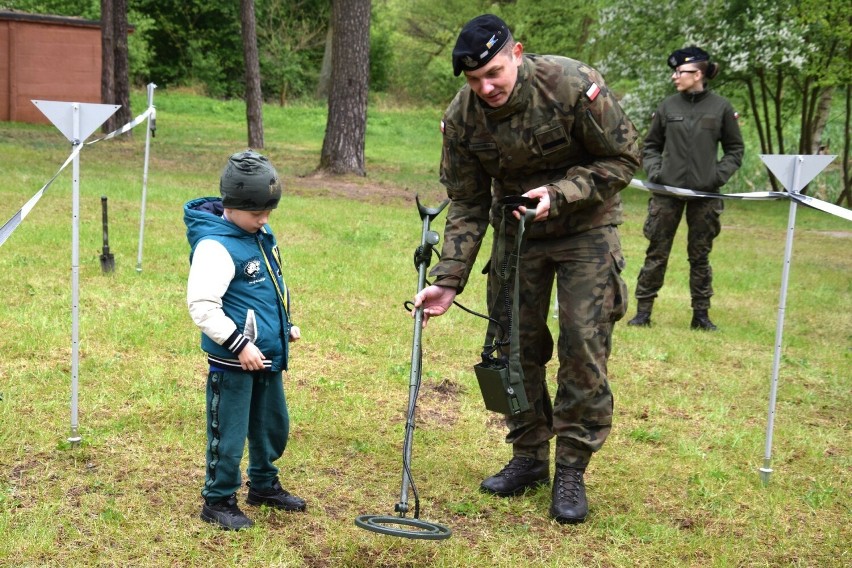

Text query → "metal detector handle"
[417,194,450,223]
[410,194,449,382]
[397,196,448,516]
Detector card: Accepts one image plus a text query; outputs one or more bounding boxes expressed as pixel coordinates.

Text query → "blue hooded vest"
[184,197,291,372]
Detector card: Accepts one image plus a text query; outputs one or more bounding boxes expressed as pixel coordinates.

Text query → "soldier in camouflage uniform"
[627,46,744,331]
[413,14,640,524]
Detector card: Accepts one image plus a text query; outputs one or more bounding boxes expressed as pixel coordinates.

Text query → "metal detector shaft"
[354,196,452,540]
[396,196,449,515]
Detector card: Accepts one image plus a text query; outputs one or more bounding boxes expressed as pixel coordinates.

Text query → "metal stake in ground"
[757,153,836,485]
[100,196,115,273]
[136,82,157,273]
[355,195,452,540]
[32,100,120,446]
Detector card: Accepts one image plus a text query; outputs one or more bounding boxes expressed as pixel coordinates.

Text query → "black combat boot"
[246,479,307,512]
[480,456,550,497]
[200,493,254,530]
[549,464,588,524]
[627,311,652,326]
[690,309,717,331]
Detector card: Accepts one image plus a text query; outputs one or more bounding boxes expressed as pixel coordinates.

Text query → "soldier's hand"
[412,285,458,327]
[514,186,551,222]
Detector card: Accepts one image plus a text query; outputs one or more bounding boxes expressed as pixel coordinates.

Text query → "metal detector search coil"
[355,514,451,540]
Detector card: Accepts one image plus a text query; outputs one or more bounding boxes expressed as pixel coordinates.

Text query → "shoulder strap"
[483,208,536,384]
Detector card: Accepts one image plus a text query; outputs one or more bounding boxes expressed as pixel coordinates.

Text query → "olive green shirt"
[643,89,744,192]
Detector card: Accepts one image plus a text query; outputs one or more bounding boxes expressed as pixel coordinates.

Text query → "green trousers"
[202,369,289,503]
[488,224,627,469]
[634,195,724,311]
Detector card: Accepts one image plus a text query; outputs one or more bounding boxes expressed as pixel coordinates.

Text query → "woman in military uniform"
[628,46,744,330]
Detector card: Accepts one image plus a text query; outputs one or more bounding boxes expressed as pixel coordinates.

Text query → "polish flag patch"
[585,83,601,101]
[440,120,445,134]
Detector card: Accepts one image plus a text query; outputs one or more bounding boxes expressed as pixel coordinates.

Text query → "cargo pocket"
[468,140,500,177]
[708,199,724,239]
[584,109,617,154]
[642,200,662,241]
[604,249,628,323]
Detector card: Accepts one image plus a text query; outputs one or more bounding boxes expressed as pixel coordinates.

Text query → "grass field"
[0,89,849,567]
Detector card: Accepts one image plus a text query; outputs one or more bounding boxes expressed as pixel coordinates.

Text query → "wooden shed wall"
[1,14,102,124]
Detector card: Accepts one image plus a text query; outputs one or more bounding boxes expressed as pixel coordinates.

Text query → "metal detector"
[354,196,452,541]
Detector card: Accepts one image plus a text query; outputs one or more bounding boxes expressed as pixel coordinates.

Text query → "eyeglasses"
[673,69,699,77]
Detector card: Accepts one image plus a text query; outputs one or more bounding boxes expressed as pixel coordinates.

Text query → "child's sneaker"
[246,479,306,512]
[200,494,254,530]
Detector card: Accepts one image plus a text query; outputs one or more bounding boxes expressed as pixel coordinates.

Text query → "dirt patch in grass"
[416,379,463,428]
[288,172,445,206]
[290,173,412,203]
[810,230,852,239]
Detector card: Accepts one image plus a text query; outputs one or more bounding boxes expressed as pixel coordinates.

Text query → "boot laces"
[496,457,536,477]
[555,468,583,503]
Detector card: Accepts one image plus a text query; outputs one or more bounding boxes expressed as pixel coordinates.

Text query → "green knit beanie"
[219,151,282,211]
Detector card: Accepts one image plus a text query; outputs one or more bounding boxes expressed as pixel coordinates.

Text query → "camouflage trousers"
[486,224,627,468]
[634,195,723,312]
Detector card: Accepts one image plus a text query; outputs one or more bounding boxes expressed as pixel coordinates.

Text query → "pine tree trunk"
[112,0,132,132]
[318,0,371,176]
[316,24,333,100]
[241,0,264,149]
[100,0,115,133]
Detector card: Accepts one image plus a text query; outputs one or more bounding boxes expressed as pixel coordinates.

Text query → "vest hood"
[184,197,254,253]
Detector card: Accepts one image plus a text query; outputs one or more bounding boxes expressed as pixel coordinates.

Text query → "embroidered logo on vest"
[244,259,261,279]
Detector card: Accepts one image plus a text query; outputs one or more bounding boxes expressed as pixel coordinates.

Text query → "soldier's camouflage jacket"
[430,55,641,292]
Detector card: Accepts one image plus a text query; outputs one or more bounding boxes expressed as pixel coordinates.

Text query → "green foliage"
[378,0,491,104]
[500,0,599,62]
[132,0,244,97]
[255,0,328,103]
[593,0,700,128]
[798,0,852,87]
[596,0,851,159]
[369,5,394,93]
[2,0,99,19]
[376,0,605,105]
[126,8,154,85]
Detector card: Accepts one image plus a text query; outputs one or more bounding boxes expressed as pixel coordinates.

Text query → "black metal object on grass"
[100,195,115,273]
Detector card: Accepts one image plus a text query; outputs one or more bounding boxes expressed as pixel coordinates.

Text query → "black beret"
[668,46,710,69]
[452,14,510,76]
